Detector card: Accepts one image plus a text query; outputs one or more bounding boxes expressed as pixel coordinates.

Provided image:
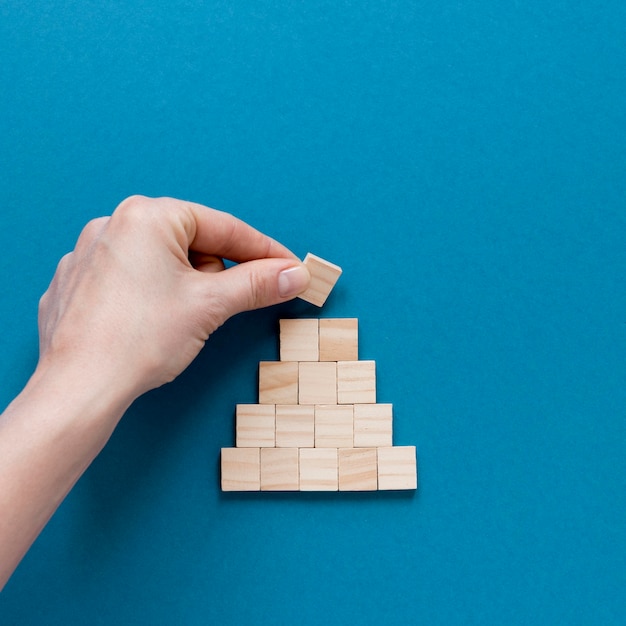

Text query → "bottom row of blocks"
[222,446,417,491]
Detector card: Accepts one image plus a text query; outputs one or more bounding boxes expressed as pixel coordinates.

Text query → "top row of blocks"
[280,318,358,362]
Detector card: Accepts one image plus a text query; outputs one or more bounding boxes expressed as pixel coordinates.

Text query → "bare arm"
[0,196,310,589]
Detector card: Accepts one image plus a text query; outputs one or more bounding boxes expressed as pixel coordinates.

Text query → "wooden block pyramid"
[221,318,417,491]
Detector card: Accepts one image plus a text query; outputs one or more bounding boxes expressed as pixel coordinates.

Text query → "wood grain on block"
[299,361,337,405]
[353,403,393,447]
[279,318,319,362]
[260,448,299,491]
[275,404,315,448]
[337,360,376,404]
[299,253,342,307]
[236,404,275,448]
[258,361,298,405]
[319,318,358,361]
[338,448,378,491]
[377,446,417,490]
[299,448,338,491]
[221,448,260,491]
[314,404,354,448]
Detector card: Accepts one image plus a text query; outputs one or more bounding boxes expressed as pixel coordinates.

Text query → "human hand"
[0,195,311,588]
[36,195,311,402]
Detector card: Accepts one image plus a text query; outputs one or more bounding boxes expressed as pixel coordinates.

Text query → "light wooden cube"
[337,360,376,404]
[221,448,260,491]
[299,361,337,405]
[261,448,299,491]
[258,361,298,405]
[275,405,315,448]
[377,446,417,490]
[315,404,353,448]
[279,318,319,362]
[353,403,393,447]
[298,253,342,307]
[236,404,275,448]
[299,448,338,491]
[338,448,378,491]
[319,318,358,361]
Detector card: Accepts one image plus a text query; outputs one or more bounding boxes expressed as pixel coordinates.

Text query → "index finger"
[180,199,298,263]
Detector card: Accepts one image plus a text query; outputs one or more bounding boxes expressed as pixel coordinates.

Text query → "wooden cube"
[337,360,376,404]
[275,405,315,448]
[236,404,275,448]
[299,253,342,307]
[261,448,299,491]
[353,403,393,447]
[315,404,353,448]
[299,448,338,491]
[259,361,298,405]
[319,318,358,361]
[221,448,260,491]
[338,448,378,491]
[377,446,417,490]
[299,362,337,405]
[279,318,319,362]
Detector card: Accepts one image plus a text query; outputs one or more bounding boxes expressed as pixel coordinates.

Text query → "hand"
[1,195,312,588]
[37,195,311,401]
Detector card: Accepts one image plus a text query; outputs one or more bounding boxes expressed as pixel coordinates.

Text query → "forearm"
[0,362,133,589]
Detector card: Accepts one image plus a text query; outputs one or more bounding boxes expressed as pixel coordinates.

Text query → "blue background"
[1,1,625,624]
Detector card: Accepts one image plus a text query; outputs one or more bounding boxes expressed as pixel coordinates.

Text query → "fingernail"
[278,265,311,298]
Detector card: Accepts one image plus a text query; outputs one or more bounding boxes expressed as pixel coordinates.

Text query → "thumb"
[204,258,311,321]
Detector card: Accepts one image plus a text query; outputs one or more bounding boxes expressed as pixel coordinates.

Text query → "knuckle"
[55,252,73,273]
[116,194,149,213]
[38,291,48,314]
[113,195,154,224]
[246,267,270,310]
[59,251,73,264]
[112,195,177,233]
[78,217,109,244]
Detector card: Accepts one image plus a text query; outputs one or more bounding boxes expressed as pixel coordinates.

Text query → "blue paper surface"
[1,1,625,624]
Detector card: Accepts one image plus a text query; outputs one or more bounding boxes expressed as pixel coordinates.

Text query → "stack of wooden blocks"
[221,318,417,491]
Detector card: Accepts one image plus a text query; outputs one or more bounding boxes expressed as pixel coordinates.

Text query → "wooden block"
[377,446,417,490]
[338,448,378,491]
[221,448,260,491]
[319,318,358,361]
[298,253,342,307]
[236,404,275,448]
[299,448,338,491]
[315,404,353,448]
[353,403,393,447]
[337,360,376,404]
[275,405,315,448]
[261,448,299,491]
[259,361,298,404]
[279,318,319,362]
[299,361,337,405]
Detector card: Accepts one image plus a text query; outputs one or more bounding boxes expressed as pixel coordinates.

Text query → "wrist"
[20,356,135,440]
[0,350,136,589]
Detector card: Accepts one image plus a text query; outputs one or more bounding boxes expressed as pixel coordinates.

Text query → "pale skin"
[0,195,311,589]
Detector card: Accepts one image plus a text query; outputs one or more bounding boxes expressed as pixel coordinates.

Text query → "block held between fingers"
[298,253,342,307]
